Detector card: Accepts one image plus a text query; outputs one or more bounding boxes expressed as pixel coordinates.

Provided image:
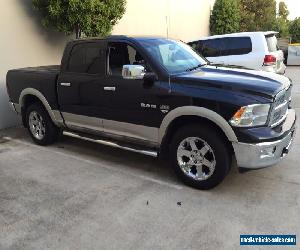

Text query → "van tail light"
[264,55,276,66]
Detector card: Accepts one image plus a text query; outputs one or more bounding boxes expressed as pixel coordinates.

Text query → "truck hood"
[173,66,291,99]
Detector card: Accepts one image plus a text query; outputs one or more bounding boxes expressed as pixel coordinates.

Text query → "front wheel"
[26,103,59,146]
[170,124,231,190]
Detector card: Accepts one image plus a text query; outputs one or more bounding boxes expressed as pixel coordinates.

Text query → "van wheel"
[170,124,231,190]
[26,103,59,146]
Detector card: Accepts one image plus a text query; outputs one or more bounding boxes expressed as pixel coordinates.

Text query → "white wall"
[113,0,211,42]
[0,0,211,130]
[0,0,69,129]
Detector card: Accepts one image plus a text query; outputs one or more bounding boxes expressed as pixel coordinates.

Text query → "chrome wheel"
[177,137,216,181]
[29,111,46,140]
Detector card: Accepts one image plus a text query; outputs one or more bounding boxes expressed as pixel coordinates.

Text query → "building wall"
[0,0,211,129]
[0,0,69,129]
[113,0,211,42]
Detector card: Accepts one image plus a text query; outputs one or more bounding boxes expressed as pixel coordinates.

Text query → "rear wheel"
[26,103,59,146]
[170,124,231,190]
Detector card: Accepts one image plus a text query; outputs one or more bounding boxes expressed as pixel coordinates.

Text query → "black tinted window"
[221,37,252,56]
[202,39,223,57]
[68,43,104,74]
[190,37,252,58]
[108,42,151,76]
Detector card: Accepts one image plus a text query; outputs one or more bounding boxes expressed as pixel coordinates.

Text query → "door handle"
[60,82,71,87]
[104,86,116,91]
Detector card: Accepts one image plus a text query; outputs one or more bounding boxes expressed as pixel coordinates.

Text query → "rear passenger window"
[68,43,104,74]
[221,37,252,56]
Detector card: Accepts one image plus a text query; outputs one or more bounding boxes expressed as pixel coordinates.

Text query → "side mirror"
[122,65,145,80]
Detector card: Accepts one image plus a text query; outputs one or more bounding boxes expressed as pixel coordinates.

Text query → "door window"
[107,42,151,76]
[67,42,104,74]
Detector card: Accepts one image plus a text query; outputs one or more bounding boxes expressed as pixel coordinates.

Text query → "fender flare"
[19,88,63,125]
[158,106,238,144]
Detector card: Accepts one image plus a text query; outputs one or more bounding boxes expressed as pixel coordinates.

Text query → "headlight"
[229,104,270,127]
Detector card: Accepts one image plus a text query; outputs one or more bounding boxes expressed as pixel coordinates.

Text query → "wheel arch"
[19,88,62,126]
[158,107,237,157]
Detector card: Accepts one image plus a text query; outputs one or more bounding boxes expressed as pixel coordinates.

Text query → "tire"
[170,124,231,190]
[26,103,59,146]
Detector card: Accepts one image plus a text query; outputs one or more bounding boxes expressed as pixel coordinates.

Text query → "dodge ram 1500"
[6,36,296,189]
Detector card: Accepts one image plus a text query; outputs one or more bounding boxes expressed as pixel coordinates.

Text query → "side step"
[63,131,158,157]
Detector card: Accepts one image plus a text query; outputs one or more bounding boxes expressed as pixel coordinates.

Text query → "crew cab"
[6,36,296,190]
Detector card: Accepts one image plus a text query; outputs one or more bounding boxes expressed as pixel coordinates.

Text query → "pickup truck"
[6,36,296,190]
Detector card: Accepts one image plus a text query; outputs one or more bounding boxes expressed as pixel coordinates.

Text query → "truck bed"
[6,65,60,110]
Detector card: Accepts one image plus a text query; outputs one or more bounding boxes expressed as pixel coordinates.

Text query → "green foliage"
[32,0,126,38]
[275,17,289,37]
[278,1,289,20]
[240,0,277,32]
[210,0,241,35]
[289,18,300,43]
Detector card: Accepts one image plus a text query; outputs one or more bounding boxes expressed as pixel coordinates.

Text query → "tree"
[32,0,126,39]
[278,1,289,20]
[240,0,277,32]
[210,0,241,35]
[275,17,289,37]
[289,18,300,43]
[276,2,290,38]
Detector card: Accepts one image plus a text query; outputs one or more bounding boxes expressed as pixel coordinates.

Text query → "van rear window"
[265,35,278,52]
[189,37,252,58]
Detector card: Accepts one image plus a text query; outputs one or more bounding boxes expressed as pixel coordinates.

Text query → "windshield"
[138,39,207,74]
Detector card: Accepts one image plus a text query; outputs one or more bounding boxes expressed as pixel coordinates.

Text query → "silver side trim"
[61,112,159,144]
[19,88,64,126]
[159,106,238,144]
[102,119,158,143]
[63,131,158,157]
[62,112,103,132]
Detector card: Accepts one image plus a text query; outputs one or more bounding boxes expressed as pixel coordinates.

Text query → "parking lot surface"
[1,67,300,249]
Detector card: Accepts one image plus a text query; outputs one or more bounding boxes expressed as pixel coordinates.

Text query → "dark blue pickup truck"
[6,36,296,189]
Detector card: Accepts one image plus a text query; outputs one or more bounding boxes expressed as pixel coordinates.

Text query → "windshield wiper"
[185,63,206,72]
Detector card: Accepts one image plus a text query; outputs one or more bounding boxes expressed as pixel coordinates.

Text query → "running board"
[63,131,158,157]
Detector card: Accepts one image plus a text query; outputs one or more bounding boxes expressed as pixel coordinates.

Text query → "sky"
[209,0,300,20]
[279,0,300,20]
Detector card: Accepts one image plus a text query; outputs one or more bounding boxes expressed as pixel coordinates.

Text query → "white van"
[188,31,286,74]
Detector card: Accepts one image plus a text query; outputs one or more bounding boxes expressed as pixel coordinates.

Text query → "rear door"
[57,41,107,132]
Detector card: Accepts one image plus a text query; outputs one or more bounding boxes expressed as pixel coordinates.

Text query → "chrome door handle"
[104,86,116,91]
[60,82,71,87]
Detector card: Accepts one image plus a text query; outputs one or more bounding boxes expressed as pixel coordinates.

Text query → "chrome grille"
[269,85,292,127]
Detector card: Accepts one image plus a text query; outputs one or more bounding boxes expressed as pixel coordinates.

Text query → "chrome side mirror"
[122,65,145,80]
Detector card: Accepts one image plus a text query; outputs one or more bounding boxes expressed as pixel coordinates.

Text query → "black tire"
[170,124,231,190]
[26,103,59,146]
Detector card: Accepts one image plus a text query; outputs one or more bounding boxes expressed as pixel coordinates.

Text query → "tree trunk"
[75,24,81,39]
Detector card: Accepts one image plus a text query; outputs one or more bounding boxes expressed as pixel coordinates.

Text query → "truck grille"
[269,86,292,127]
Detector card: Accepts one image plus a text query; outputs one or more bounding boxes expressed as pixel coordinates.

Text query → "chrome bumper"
[233,109,296,169]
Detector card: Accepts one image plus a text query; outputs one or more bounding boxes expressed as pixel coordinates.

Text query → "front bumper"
[233,109,296,169]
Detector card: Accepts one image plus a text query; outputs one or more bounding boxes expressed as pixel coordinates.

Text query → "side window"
[67,43,104,74]
[108,42,151,76]
[221,37,252,56]
[188,41,203,55]
[201,39,223,57]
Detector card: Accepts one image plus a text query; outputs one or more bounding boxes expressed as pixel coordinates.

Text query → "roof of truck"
[73,35,172,43]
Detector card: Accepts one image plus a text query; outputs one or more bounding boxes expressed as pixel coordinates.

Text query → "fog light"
[260,147,276,158]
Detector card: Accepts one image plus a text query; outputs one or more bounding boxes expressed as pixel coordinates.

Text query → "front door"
[101,41,170,144]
